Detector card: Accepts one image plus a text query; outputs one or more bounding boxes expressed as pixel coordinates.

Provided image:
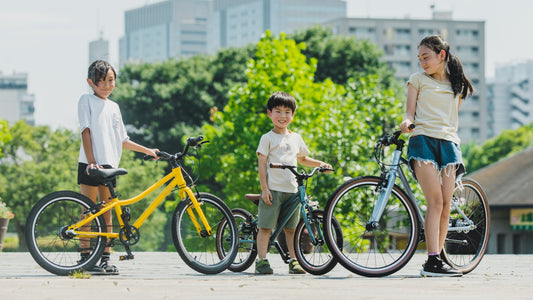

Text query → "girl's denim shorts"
[407,135,465,181]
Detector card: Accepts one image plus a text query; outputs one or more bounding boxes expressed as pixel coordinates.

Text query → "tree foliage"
[201,31,403,210]
[463,123,533,172]
[0,119,10,157]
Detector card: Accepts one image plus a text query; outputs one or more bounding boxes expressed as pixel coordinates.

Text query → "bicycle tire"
[324,176,420,277]
[25,191,107,276]
[216,208,258,272]
[172,192,238,274]
[294,209,341,275]
[441,178,490,274]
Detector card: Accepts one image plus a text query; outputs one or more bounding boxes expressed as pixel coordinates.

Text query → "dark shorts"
[407,135,465,181]
[77,163,116,187]
[258,190,300,229]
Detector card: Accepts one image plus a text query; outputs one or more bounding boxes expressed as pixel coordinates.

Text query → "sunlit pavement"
[1,252,531,299]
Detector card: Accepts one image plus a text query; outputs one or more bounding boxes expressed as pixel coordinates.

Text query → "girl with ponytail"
[399,35,474,277]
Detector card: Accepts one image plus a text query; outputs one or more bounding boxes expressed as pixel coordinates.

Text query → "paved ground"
[1,252,532,299]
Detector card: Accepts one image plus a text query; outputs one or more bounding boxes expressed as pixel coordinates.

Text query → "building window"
[513,234,522,254]
[497,233,506,254]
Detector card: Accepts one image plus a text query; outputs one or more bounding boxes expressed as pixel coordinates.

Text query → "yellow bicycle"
[25,136,238,275]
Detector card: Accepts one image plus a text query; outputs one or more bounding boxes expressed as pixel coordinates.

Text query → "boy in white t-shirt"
[255,91,332,275]
[77,60,159,275]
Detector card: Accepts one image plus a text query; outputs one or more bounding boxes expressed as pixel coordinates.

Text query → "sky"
[1,0,532,130]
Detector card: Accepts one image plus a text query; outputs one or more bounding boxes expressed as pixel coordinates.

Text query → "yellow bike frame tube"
[184,187,212,236]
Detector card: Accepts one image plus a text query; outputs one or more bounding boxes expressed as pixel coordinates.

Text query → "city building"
[119,0,212,66]
[89,32,110,64]
[325,12,487,143]
[0,72,35,125]
[487,60,533,138]
[208,0,346,52]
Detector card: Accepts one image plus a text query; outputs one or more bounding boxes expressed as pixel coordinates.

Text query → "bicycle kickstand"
[120,244,135,261]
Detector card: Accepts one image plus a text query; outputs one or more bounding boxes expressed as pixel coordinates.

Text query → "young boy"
[255,91,332,274]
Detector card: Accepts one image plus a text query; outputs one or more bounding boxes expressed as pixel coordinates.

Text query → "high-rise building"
[208,0,346,52]
[0,72,35,125]
[487,61,533,138]
[325,12,487,143]
[119,0,213,66]
[89,32,110,64]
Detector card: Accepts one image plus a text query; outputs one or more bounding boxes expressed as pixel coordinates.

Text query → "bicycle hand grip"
[143,155,157,161]
[156,151,172,159]
[187,136,204,147]
[269,163,283,169]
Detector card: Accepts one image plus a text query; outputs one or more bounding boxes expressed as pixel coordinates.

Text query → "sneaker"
[86,256,119,275]
[289,259,306,274]
[421,256,462,277]
[255,259,273,275]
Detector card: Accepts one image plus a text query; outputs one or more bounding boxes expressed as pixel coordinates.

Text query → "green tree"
[289,25,396,87]
[0,121,79,250]
[0,119,11,157]
[201,31,403,210]
[463,123,533,172]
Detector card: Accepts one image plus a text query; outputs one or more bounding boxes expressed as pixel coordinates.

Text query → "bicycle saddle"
[88,168,128,180]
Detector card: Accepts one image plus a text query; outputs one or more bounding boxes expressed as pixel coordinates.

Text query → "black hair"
[267,91,297,113]
[87,60,116,83]
[418,35,474,99]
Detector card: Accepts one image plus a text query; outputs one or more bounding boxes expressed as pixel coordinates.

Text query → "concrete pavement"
[1,252,532,299]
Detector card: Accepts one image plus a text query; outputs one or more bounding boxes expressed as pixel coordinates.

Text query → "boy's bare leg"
[257,228,272,259]
[283,228,297,259]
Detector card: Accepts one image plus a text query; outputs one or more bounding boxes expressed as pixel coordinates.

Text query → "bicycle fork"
[367,149,402,230]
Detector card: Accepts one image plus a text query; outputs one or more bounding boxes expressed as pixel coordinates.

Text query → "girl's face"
[267,105,294,133]
[87,69,115,99]
[417,45,446,76]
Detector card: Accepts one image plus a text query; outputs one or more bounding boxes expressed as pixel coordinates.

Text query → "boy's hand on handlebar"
[144,148,160,160]
[320,163,334,174]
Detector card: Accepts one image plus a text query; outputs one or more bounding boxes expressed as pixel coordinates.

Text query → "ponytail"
[419,35,475,99]
[446,51,474,99]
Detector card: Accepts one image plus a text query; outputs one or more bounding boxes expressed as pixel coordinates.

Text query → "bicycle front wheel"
[172,192,238,274]
[25,191,107,276]
[294,209,341,275]
[442,178,490,274]
[324,176,420,277]
[216,208,258,272]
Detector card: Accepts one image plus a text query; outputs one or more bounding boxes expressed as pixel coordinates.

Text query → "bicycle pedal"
[119,254,135,261]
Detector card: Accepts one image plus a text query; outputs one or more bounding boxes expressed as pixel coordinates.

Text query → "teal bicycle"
[216,163,343,275]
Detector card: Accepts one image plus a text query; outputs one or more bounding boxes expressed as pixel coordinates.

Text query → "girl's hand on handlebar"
[400,119,415,133]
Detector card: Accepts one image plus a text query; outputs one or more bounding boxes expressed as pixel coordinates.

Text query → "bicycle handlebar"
[143,135,209,162]
[269,163,334,180]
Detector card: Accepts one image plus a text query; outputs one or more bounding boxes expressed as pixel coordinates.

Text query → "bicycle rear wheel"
[441,178,490,274]
[172,192,238,274]
[216,208,258,272]
[294,209,341,275]
[25,191,107,276]
[324,176,420,277]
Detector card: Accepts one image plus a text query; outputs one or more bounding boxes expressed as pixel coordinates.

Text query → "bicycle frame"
[369,141,478,236]
[66,164,211,240]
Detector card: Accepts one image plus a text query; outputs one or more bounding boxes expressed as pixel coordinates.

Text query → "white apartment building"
[119,0,212,66]
[0,72,35,125]
[208,0,346,52]
[325,12,487,143]
[487,61,533,138]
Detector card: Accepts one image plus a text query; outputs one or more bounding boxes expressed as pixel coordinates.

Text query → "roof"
[469,146,533,208]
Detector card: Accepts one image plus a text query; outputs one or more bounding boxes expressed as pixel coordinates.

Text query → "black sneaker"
[421,256,462,277]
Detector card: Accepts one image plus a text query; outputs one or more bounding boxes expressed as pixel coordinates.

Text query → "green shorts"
[258,190,300,229]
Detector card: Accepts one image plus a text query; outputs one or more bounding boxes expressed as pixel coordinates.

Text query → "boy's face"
[87,69,116,100]
[267,105,294,131]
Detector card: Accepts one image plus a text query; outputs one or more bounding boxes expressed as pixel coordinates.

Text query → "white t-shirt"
[408,72,461,145]
[256,130,310,193]
[78,94,129,168]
